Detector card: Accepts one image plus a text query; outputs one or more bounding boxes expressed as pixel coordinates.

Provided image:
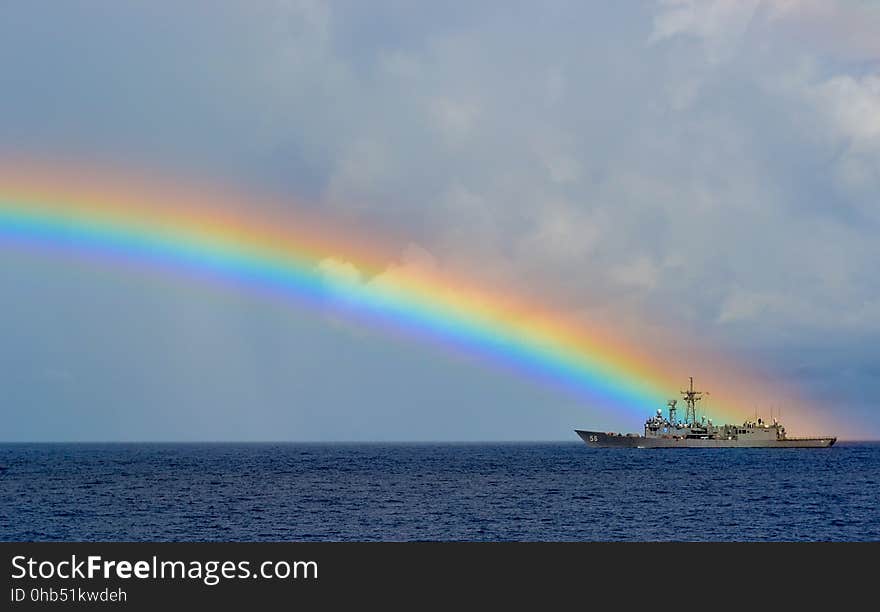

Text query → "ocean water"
[1,442,878,541]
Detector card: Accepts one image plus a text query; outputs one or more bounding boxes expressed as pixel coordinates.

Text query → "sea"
[1,442,878,541]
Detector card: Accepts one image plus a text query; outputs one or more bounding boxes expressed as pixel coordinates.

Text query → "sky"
[0,0,878,441]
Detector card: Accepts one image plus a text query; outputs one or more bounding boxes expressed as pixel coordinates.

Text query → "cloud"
[652,1,880,63]
[428,97,481,146]
[611,257,661,291]
[809,74,880,209]
[766,1,880,61]
[317,257,363,287]
[650,0,761,61]
[812,74,880,152]
[3,2,880,437]
[325,139,394,210]
[316,243,438,323]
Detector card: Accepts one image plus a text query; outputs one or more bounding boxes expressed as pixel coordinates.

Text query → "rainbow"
[0,162,823,428]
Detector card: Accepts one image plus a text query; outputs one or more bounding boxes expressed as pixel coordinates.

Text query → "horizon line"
[0,438,872,444]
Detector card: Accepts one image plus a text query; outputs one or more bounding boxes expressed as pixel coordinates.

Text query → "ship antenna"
[667,399,678,424]
[681,376,704,425]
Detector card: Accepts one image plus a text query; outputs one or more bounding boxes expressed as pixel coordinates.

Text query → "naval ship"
[576,378,836,448]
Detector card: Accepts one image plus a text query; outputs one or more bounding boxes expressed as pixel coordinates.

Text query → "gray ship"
[576,377,836,448]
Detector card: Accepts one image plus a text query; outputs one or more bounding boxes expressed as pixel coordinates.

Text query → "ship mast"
[681,376,704,425]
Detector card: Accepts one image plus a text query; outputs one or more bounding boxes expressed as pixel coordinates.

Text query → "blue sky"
[1,1,878,440]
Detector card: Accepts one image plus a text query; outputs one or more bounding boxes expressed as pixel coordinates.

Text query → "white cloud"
[314,244,449,336]
[544,155,581,184]
[518,199,601,265]
[717,289,779,323]
[611,257,660,291]
[428,97,480,145]
[775,72,880,215]
[4,2,880,434]
[813,74,880,153]
[650,0,761,61]
[317,257,363,287]
[282,2,880,361]
[652,0,880,63]
[765,1,880,61]
[325,139,394,209]
[436,184,498,250]
[275,0,331,50]
[380,51,423,80]
[367,244,440,296]
[665,76,701,111]
[318,244,439,300]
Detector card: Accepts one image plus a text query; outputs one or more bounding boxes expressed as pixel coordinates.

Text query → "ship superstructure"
[576,377,836,448]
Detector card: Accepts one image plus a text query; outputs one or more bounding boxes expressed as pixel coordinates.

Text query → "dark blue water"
[1,443,878,541]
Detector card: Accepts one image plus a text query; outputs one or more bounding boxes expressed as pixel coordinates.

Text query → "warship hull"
[575,430,836,448]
